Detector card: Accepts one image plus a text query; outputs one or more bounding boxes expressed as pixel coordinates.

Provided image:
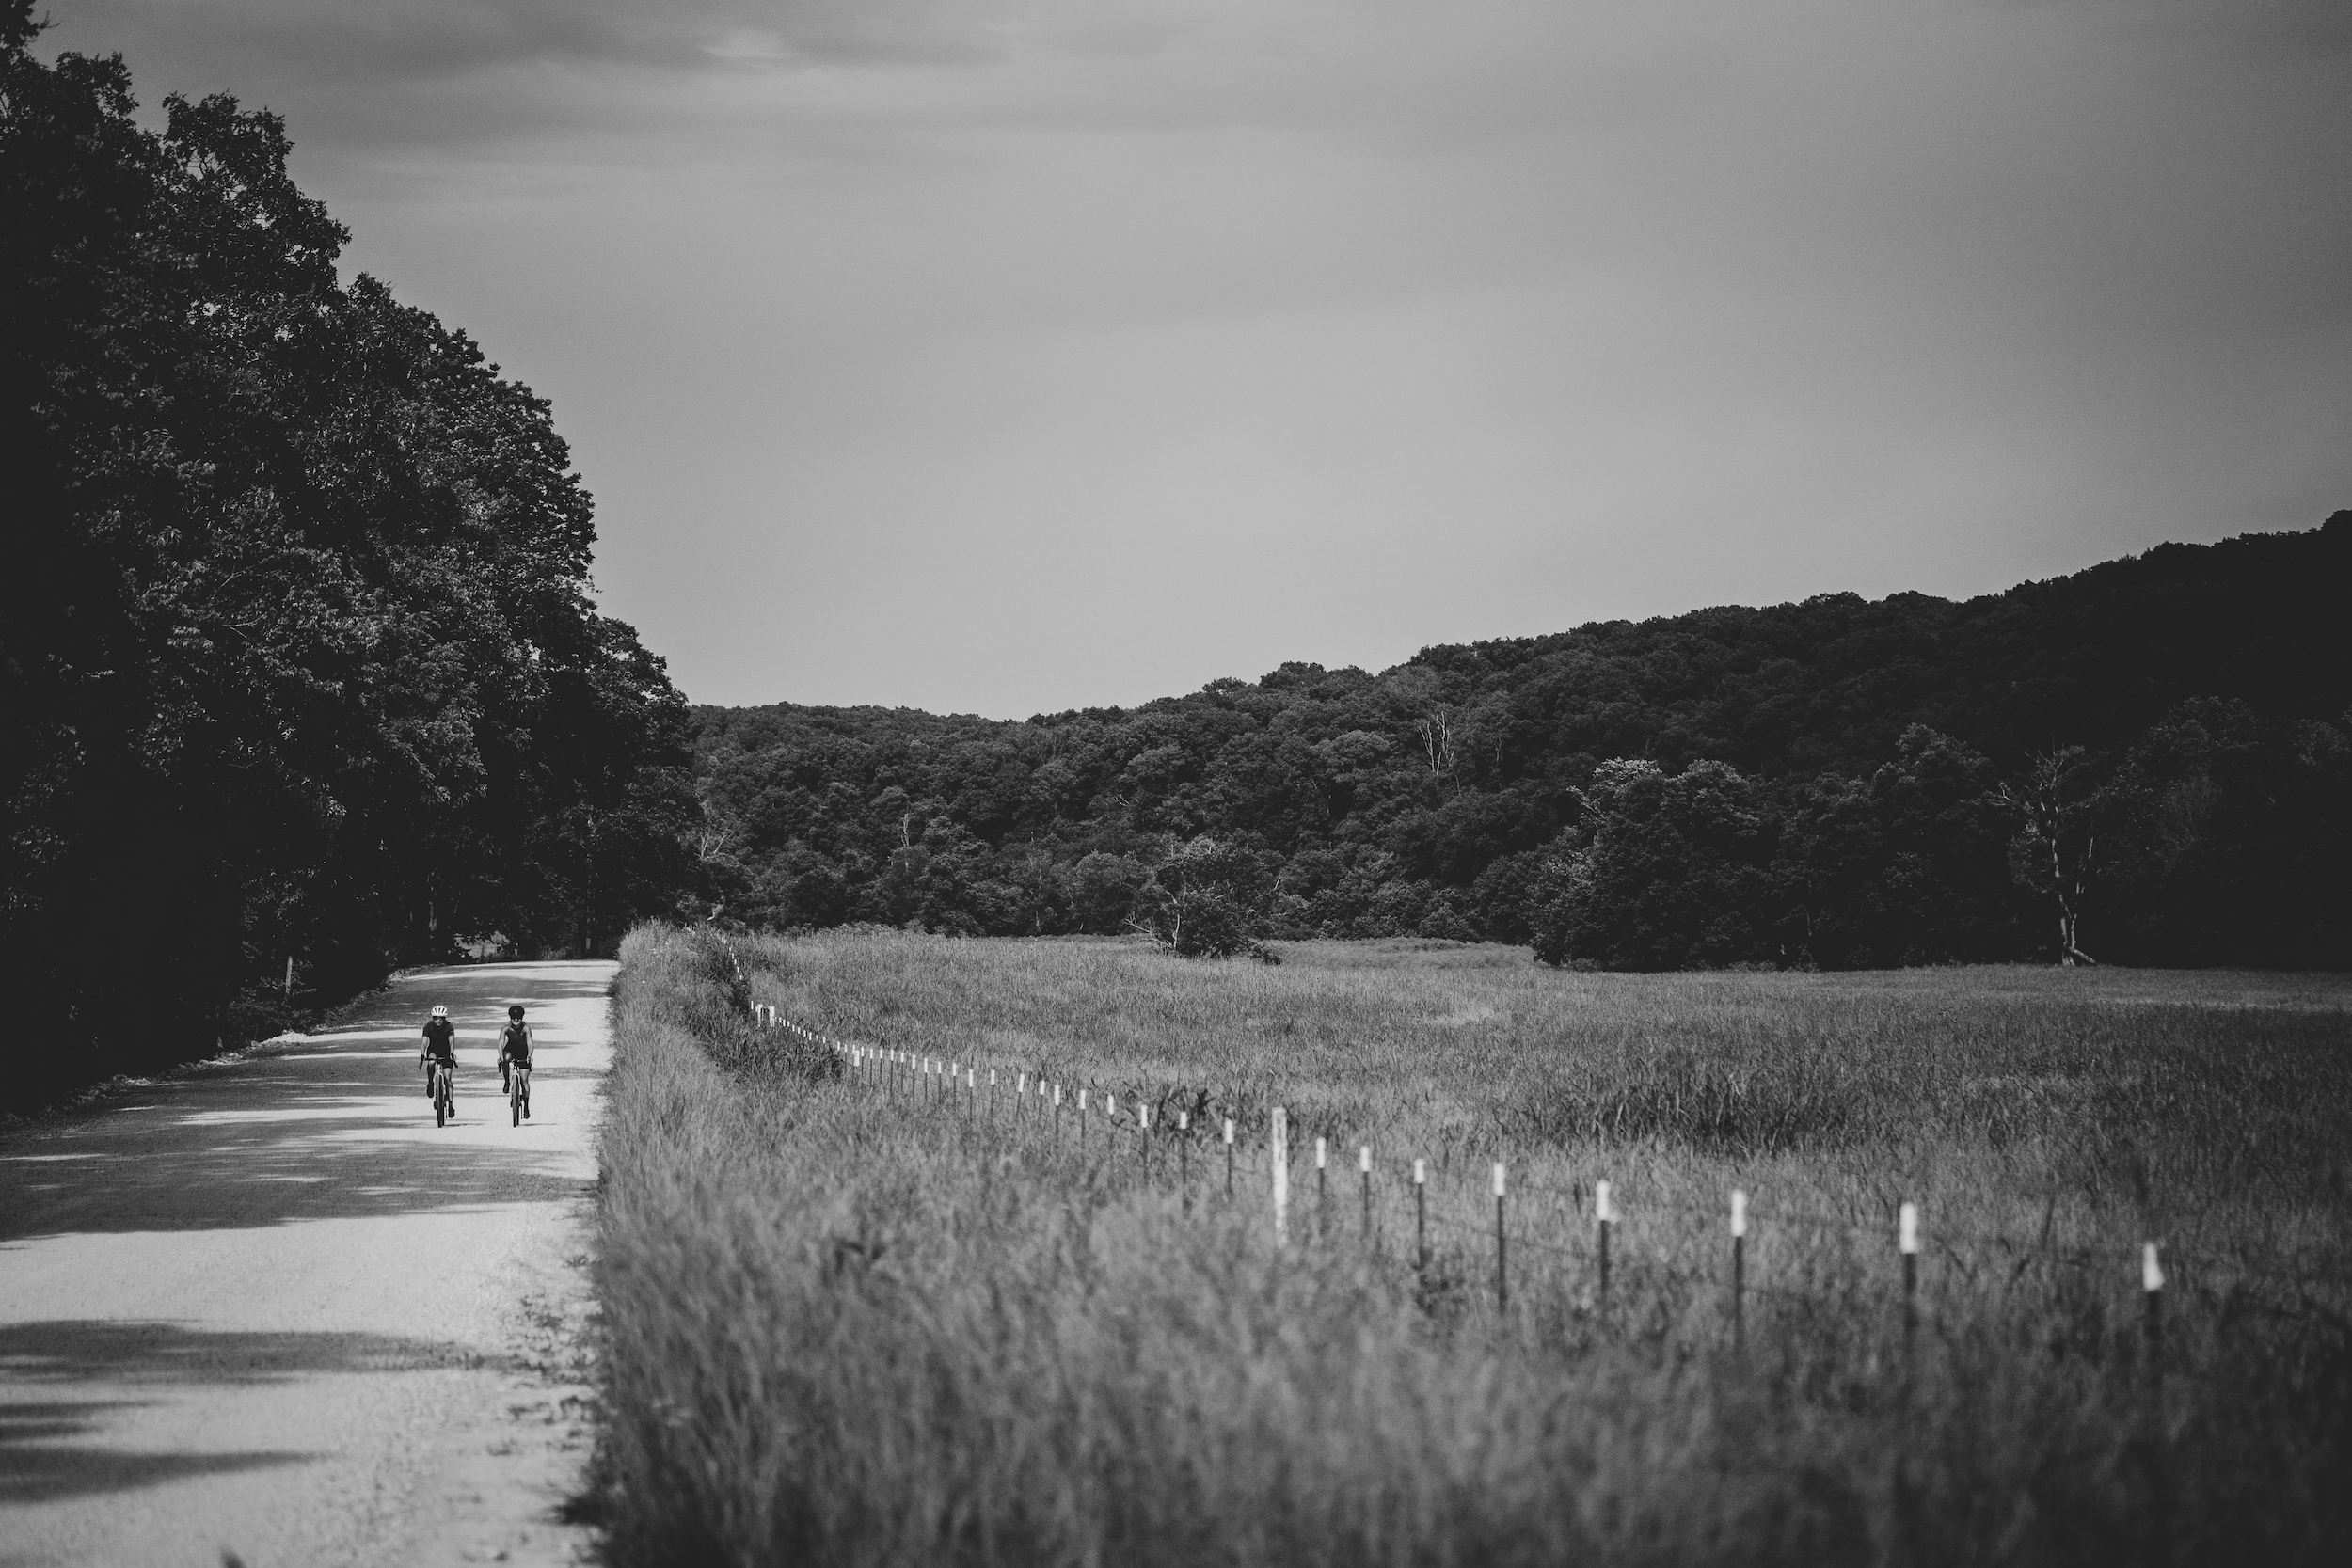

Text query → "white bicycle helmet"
[431,1005,449,1017]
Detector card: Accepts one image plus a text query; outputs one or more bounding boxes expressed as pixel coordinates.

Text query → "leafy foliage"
[691,519,2352,968]
[2,5,693,1101]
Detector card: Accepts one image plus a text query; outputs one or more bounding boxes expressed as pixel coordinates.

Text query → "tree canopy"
[691,517,2351,970]
[3,4,693,1102]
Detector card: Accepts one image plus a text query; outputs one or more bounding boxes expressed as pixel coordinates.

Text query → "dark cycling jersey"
[421,1016,457,1061]
[499,1022,532,1067]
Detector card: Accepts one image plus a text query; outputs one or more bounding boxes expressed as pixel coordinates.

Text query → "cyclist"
[498,1005,534,1117]
[420,1004,458,1107]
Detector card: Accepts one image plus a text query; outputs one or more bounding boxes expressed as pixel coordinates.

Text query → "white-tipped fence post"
[1413,1158,1428,1275]
[1731,1188,1748,1352]
[1899,1200,1920,1358]
[1179,1111,1191,1205]
[1272,1107,1290,1244]
[1053,1083,1064,1147]
[2142,1238,2169,1568]
[1493,1163,1508,1312]
[1315,1137,1327,1240]
[1359,1146,1373,1242]
[1224,1117,1236,1199]
[1596,1180,1614,1310]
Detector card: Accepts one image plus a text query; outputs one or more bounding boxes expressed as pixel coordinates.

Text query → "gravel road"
[0,961,614,1568]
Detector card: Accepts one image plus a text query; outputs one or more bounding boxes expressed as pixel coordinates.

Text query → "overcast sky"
[43,1,2352,716]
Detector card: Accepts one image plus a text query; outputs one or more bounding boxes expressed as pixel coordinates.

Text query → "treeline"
[691,517,2352,969]
[3,7,693,1103]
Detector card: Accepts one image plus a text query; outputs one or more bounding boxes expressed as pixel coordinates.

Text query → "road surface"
[0,961,613,1568]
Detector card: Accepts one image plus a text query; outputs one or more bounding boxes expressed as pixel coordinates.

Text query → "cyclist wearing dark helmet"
[498,1005,534,1112]
[420,1004,458,1101]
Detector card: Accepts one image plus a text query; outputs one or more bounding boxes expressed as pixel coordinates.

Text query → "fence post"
[1596,1180,1613,1311]
[1899,1201,1920,1364]
[1106,1091,1118,1154]
[1359,1146,1373,1243]
[1315,1138,1327,1241]
[1180,1111,1191,1208]
[1730,1188,1747,1353]
[1493,1162,1508,1313]
[1413,1158,1428,1275]
[1224,1117,1236,1200]
[1054,1083,1063,1148]
[1273,1107,1290,1245]
[989,1068,997,1119]
[1140,1105,1152,1173]
[2143,1239,2167,1568]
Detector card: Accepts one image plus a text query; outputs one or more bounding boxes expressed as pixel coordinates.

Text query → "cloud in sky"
[41,0,2352,715]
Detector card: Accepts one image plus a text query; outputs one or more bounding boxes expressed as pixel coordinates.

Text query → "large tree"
[3,5,693,1101]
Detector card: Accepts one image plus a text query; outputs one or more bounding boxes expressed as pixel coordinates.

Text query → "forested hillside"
[691,517,2352,970]
[2,6,693,1104]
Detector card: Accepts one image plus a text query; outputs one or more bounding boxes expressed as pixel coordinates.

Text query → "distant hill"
[690,515,2351,969]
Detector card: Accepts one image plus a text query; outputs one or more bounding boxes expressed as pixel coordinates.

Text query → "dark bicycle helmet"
[507,1005,525,1020]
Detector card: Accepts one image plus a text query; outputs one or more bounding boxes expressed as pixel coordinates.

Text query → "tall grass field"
[593,927,2352,1566]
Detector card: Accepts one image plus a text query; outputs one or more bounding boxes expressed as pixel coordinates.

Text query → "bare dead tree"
[1997,748,2100,966]
[693,812,737,866]
[1416,706,1463,781]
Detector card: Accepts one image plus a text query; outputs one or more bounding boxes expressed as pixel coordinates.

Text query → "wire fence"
[745,1001,2348,1384]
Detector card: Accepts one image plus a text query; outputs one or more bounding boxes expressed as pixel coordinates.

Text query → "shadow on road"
[0,1320,472,1385]
[0,961,612,1243]
[0,1321,476,1505]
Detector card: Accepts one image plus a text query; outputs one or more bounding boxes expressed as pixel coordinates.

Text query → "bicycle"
[431,1059,454,1128]
[509,1062,531,1126]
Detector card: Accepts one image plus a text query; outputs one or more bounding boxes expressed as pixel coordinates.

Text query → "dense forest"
[691,517,2352,970]
[3,7,693,1104]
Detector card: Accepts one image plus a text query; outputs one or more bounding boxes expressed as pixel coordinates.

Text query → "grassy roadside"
[594,926,2352,1566]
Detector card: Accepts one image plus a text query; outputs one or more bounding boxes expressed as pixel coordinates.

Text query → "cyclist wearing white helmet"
[420,1004,458,1101]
